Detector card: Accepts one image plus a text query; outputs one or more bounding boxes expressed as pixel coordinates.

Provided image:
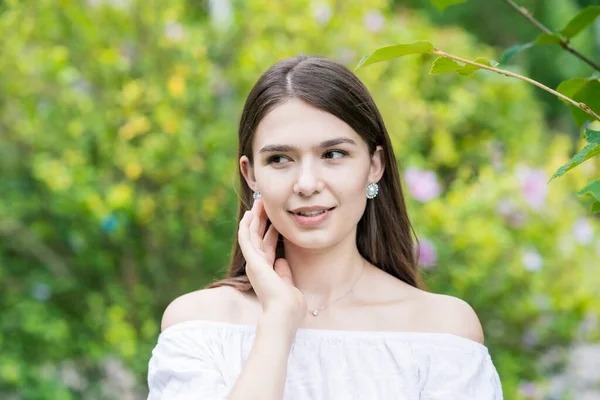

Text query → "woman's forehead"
[253,99,361,149]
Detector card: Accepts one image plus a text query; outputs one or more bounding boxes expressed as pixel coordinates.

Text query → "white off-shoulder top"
[147,320,503,400]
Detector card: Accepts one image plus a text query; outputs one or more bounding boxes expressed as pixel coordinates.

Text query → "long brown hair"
[206,55,425,292]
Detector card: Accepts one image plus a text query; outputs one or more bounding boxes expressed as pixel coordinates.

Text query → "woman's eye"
[266,155,290,165]
[324,150,347,160]
[266,151,347,165]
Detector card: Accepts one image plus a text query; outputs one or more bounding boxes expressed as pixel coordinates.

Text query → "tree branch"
[431,48,600,122]
[502,0,600,72]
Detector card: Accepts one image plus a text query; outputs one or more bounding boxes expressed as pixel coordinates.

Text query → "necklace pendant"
[309,309,319,316]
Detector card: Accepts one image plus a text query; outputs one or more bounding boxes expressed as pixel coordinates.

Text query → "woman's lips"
[289,208,335,226]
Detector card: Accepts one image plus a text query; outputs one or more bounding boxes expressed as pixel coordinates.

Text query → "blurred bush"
[0,0,598,398]
[395,0,600,131]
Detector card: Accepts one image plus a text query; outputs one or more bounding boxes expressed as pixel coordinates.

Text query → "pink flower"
[364,10,385,33]
[573,217,594,245]
[404,167,442,202]
[312,3,332,26]
[518,381,541,398]
[164,21,185,42]
[522,249,543,272]
[416,238,437,269]
[516,165,548,210]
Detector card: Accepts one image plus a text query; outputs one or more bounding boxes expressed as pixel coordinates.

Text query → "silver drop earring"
[366,183,379,199]
[253,191,261,200]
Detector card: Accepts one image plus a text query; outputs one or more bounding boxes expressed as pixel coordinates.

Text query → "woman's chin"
[282,231,338,251]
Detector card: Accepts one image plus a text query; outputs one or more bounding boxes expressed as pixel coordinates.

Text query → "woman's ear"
[240,155,258,192]
[368,145,385,183]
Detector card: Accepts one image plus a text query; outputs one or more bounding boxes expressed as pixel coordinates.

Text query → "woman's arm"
[227,312,297,400]
[227,198,307,400]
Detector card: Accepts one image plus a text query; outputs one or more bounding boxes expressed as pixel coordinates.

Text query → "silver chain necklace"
[307,261,366,317]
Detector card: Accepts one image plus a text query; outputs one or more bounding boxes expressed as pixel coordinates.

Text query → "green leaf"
[431,0,468,12]
[355,41,434,70]
[578,179,600,201]
[579,178,600,213]
[550,142,600,181]
[556,77,600,126]
[430,57,463,74]
[557,78,589,101]
[458,57,498,76]
[500,41,535,64]
[430,56,497,76]
[535,33,562,45]
[560,6,600,39]
[585,129,600,144]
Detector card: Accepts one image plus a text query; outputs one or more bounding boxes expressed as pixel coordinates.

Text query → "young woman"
[147,55,503,399]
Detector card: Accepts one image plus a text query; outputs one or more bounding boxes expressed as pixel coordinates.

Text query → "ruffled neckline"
[160,319,490,353]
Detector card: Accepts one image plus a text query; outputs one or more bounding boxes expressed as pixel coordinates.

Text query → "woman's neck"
[282,235,366,306]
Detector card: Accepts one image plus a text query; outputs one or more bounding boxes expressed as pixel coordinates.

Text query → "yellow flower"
[168,74,186,98]
[119,115,151,140]
[156,104,180,135]
[85,193,107,218]
[107,183,133,210]
[125,162,143,180]
[122,80,144,107]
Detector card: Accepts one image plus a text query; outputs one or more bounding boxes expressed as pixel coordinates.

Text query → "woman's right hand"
[238,198,307,327]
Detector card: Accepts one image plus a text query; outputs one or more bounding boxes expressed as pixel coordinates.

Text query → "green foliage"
[556,76,600,125]
[496,6,600,54]
[429,56,498,76]
[430,0,468,12]
[0,0,598,399]
[551,129,600,180]
[585,129,600,144]
[535,33,563,45]
[401,0,599,125]
[499,31,567,64]
[578,179,600,212]
[398,0,600,208]
[559,5,600,39]
[355,39,498,77]
[500,41,536,65]
[355,41,434,69]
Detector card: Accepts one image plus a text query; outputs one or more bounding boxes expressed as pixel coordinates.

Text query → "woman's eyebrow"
[258,137,357,153]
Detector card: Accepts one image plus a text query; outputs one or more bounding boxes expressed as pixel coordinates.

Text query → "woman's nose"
[293,162,324,197]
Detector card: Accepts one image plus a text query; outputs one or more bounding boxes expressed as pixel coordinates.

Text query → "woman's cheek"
[262,202,286,231]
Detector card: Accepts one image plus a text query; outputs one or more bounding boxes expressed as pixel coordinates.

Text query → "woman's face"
[240,98,384,250]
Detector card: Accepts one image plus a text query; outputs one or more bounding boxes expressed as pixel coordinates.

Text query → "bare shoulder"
[421,292,485,344]
[160,286,247,332]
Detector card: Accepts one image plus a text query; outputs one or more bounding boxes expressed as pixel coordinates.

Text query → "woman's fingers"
[255,199,267,238]
[239,211,260,266]
[274,258,294,287]
[238,211,251,241]
[248,201,262,250]
[250,198,268,251]
[239,199,279,274]
[263,223,279,266]
[237,211,251,249]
